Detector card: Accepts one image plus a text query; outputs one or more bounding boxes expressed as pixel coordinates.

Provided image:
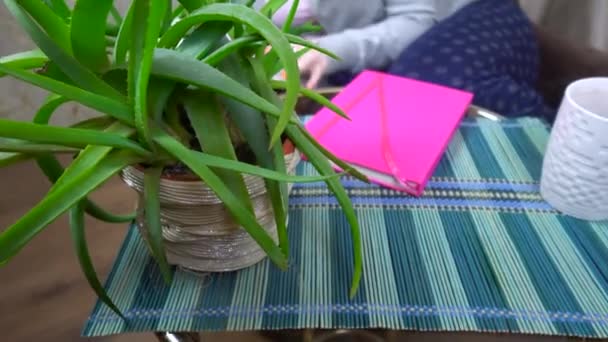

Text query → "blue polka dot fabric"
[388,0,556,121]
[326,0,556,121]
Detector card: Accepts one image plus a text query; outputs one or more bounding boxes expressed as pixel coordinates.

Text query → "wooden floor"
[0,160,151,341]
[0,161,581,341]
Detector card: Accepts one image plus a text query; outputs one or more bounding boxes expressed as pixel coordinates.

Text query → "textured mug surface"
[540,78,608,220]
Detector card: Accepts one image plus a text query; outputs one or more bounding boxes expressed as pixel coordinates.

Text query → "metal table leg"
[154,330,388,341]
[155,332,200,342]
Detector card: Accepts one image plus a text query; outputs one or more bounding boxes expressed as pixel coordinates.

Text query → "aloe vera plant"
[0,0,365,316]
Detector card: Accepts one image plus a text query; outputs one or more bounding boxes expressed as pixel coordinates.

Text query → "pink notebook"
[305,70,473,196]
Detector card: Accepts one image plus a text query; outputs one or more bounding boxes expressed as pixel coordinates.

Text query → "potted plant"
[0,0,365,317]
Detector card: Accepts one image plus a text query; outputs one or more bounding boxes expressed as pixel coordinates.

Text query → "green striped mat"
[84,118,608,338]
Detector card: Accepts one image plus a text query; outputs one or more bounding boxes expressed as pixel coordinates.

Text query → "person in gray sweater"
[266,0,555,120]
[266,0,475,87]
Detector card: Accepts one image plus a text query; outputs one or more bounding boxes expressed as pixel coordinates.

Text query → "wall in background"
[0,5,61,123]
[0,1,131,125]
[520,0,608,52]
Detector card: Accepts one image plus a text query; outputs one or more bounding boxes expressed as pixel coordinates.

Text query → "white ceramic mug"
[540,77,608,221]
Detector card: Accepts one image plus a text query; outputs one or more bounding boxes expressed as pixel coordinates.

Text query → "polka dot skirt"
[388,0,556,121]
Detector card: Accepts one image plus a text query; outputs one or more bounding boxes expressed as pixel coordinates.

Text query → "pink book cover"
[305,70,473,196]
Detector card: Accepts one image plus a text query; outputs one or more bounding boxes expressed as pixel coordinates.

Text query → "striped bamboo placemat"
[83,118,608,338]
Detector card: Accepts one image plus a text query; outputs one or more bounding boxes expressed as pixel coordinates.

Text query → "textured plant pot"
[120,148,301,272]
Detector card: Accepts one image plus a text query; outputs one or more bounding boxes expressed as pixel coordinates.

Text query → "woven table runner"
[84,118,608,338]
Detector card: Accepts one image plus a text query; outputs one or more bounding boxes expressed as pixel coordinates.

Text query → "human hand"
[297,50,329,89]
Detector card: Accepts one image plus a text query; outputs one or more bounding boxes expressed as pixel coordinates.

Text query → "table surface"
[84,117,608,339]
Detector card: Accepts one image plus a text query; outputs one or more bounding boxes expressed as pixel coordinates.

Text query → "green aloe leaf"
[178,0,203,12]
[183,91,253,213]
[53,142,136,220]
[16,0,72,53]
[0,50,48,77]
[106,35,117,47]
[70,0,113,71]
[171,4,184,19]
[161,0,172,34]
[271,80,350,120]
[232,23,245,39]
[153,133,288,270]
[32,94,69,124]
[151,48,287,120]
[0,64,132,124]
[149,79,175,122]
[0,118,148,155]
[247,63,363,297]
[286,124,362,297]
[0,150,141,263]
[69,202,125,318]
[164,98,192,145]
[106,22,120,37]
[129,0,168,148]
[110,6,122,24]
[223,99,289,251]
[36,154,135,223]
[5,0,125,101]
[102,69,129,95]
[144,21,233,128]
[86,204,136,223]
[219,56,289,256]
[33,97,135,223]
[42,0,71,22]
[288,21,322,36]
[113,2,134,66]
[264,45,309,79]
[158,3,300,146]
[143,166,172,283]
[296,123,369,182]
[268,81,366,182]
[262,48,280,77]
[267,114,289,252]
[0,138,78,154]
[202,35,259,66]
[37,156,135,223]
[51,123,136,191]
[39,61,74,85]
[281,0,299,32]
[284,34,340,60]
[185,148,340,183]
[260,0,287,17]
[0,152,29,167]
[178,22,233,59]
[246,57,291,256]
[129,0,167,146]
[70,117,115,130]
[155,129,335,182]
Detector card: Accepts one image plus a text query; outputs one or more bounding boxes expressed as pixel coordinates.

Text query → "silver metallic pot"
[120,150,300,272]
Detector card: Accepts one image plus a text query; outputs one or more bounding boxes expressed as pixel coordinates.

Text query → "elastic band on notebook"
[314,73,418,193]
[377,75,417,192]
